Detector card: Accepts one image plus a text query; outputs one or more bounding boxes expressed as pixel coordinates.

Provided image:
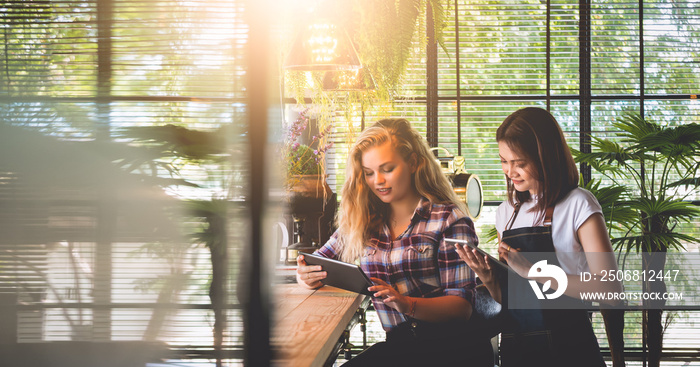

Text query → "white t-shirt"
[495,187,603,275]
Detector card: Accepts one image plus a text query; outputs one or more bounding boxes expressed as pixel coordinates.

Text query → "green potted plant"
[573,112,700,367]
[283,109,333,199]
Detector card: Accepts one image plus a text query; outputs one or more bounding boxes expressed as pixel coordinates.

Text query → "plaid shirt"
[315,197,478,331]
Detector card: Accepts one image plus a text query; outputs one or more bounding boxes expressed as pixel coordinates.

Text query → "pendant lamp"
[322,68,375,91]
[284,20,361,71]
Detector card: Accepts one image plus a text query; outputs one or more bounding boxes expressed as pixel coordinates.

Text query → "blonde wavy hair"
[336,118,466,263]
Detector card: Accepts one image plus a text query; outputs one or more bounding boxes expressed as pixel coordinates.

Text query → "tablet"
[302,252,374,296]
[445,238,518,275]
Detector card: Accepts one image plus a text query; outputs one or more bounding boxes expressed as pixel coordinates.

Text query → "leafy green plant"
[282,109,332,190]
[287,144,322,176]
[114,124,234,367]
[579,178,638,236]
[573,113,700,252]
[355,0,449,97]
[573,112,700,367]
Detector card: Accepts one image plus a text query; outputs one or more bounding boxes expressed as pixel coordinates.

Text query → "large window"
[317,0,699,239]
[2,0,699,365]
[315,1,700,363]
[1,1,254,365]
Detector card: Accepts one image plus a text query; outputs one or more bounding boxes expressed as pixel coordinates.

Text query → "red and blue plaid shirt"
[315,197,478,331]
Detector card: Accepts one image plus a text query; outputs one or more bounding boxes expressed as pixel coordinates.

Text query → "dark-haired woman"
[456,107,622,367]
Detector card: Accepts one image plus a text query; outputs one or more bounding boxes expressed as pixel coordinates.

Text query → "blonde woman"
[296,119,493,366]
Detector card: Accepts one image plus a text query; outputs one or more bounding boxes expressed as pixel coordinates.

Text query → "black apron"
[498,204,605,367]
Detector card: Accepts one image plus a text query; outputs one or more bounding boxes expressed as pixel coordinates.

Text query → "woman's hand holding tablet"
[297,253,374,295]
[447,238,518,276]
[296,254,327,290]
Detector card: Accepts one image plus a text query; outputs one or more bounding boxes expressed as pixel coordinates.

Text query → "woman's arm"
[455,234,503,304]
[572,213,624,304]
[509,213,623,305]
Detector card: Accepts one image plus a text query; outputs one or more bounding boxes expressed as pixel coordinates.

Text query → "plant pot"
[289,174,332,199]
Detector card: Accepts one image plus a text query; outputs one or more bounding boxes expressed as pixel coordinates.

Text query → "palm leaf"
[576,113,699,256]
[571,152,620,174]
[580,178,638,231]
[634,123,700,158]
[589,137,656,164]
[614,113,661,143]
[667,177,700,189]
[482,225,499,244]
[628,198,700,223]
[572,143,633,178]
[612,232,698,252]
[673,155,700,174]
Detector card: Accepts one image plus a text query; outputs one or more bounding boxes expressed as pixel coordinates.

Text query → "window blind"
[643,0,700,95]
[1,0,250,365]
[316,0,700,363]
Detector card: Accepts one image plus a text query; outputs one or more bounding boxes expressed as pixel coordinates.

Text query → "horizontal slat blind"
[550,0,580,95]
[111,1,242,98]
[359,1,699,363]
[1,1,98,97]
[435,0,584,212]
[2,0,249,365]
[643,0,700,95]
[442,0,547,96]
[442,101,534,203]
[591,0,641,95]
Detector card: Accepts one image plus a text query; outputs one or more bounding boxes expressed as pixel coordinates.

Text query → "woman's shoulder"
[496,200,513,211]
[430,200,467,216]
[425,200,473,226]
[554,188,603,227]
[422,201,477,242]
[495,200,515,217]
[426,200,457,218]
[559,187,601,209]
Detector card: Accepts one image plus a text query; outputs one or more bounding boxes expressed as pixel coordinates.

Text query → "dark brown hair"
[496,107,579,218]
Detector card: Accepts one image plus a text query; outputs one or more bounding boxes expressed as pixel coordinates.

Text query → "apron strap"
[505,203,554,230]
[543,206,554,227]
[505,203,521,231]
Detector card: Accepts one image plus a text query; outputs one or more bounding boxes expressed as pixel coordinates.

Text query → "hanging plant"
[282,0,451,107]
[355,0,449,97]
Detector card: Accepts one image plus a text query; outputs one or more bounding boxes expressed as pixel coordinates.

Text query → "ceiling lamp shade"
[322,68,375,91]
[284,21,361,71]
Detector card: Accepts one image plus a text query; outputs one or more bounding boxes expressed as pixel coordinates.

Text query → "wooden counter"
[272,284,367,367]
